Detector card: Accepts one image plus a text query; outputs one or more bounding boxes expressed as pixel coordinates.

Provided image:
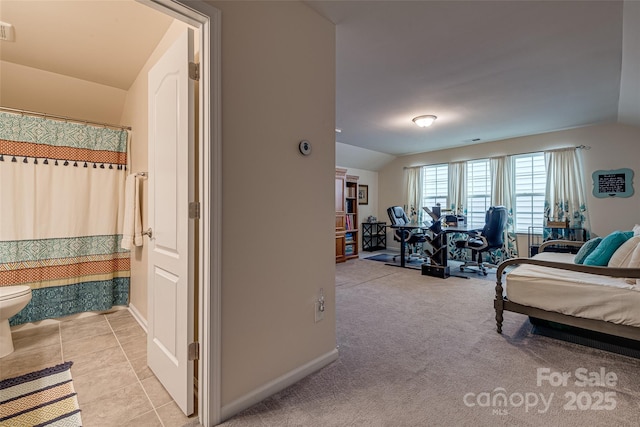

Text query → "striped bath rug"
[0,361,82,426]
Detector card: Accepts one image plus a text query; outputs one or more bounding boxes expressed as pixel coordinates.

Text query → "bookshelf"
[362,222,386,251]
[335,168,359,262]
[344,175,359,260]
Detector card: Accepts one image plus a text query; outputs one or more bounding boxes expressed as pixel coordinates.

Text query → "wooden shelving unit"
[335,169,359,262]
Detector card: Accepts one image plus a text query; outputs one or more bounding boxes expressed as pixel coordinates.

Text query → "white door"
[147,28,195,416]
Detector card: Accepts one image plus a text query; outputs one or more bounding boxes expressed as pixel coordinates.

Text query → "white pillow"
[608,236,640,268]
[634,224,640,236]
[624,243,640,285]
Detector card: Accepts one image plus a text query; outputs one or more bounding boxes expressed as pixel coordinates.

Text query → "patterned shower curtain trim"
[0,112,131,325]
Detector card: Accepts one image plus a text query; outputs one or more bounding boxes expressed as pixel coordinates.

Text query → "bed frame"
[494,240,640,341]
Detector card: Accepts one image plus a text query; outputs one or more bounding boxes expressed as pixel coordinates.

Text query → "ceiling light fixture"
[412,115,437,128]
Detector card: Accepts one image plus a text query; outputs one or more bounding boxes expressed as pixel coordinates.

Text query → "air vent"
[0,22,14,42]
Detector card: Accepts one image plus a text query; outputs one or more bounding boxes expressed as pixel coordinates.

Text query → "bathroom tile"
[130,355,154,380]
[12,326,61,353]
[125,410,163,427]
[142,375,174,408]
[60,316,111,342]
[80,382,153,427]
[121,337,147,361]
[156,401,198,427]
[106,311,137,331]
[105,308,131,319]
[0,343,62,381]
[73,360,138,405]
[11,323,60,341]
[62,331,119,360]
[114,322,146,344]
[70,345,127,378]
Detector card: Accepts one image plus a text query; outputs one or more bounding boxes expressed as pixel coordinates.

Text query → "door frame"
[139,1,221,425]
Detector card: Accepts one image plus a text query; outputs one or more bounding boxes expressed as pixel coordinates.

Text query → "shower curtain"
[0,112,130,325]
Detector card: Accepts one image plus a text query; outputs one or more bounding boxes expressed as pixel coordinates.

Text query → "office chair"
[387,206,426,262]
[455,206,508,275]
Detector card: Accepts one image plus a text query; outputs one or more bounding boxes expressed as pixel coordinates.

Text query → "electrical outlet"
[315,288,325,323]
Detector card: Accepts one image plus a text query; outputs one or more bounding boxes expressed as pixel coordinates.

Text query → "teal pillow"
[574,237,603,264]
[583,231,634,266]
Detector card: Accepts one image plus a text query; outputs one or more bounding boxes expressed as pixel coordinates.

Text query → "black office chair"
[387,206,426,261]
[455,206,508,275]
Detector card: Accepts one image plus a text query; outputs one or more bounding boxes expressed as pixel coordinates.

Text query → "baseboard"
[220,347,339,421]
[127,303,148,333]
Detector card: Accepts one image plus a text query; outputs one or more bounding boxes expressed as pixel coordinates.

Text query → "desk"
[422,225,469,267]
[421,225,470,279]
[387,224,470,272]
[387,223,427,269]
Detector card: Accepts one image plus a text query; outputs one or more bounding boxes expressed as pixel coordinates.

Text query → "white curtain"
[0,112,130,325]
[448,161,467,214]
[405,167,423,222]
[544,148,590,232]
[491,156,518,259]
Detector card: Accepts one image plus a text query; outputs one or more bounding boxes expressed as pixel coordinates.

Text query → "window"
[513,153,546,233]
[422,164,448,209]
[466,159,491,228]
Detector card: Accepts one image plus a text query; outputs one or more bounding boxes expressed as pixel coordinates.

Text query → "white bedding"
[506,252,640,328]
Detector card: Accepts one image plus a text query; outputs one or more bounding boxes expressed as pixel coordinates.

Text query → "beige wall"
[208,0,336,407]
[119,20,190,320]
[0,60,126,124]
[379,123,640,250]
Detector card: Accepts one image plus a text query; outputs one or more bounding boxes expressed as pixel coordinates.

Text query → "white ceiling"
[0,0,172,90]
[307,0,638,156]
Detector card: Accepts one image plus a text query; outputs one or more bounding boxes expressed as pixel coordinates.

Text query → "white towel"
[121,174,143,249]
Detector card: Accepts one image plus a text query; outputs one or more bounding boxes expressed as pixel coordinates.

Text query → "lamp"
[412,115,437,128]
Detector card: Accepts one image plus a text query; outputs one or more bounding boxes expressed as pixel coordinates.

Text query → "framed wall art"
[358,184,369,205]
[592,168,634,198]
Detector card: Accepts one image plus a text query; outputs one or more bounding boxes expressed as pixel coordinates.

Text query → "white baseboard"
[220,347,339,421]
[128,303,148,333]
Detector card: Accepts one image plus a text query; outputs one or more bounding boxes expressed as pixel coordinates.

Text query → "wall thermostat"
[299,140,312,156]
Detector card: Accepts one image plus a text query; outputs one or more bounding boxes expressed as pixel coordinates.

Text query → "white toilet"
[0,285,32,358]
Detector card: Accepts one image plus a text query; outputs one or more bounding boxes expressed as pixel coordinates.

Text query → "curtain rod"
[0,106,132,131]
[403,145,591,169]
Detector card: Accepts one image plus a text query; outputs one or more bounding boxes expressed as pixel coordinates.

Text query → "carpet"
[0,361,82,427]
[365,253,497,280]
[221,259,640,426]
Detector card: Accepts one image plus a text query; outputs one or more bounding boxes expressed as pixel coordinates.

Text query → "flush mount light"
[412,115,437,128]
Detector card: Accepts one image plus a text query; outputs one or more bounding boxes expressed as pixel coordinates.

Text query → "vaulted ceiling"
[307,0,640,156]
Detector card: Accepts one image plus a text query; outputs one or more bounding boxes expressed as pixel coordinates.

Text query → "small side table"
[362,222,387,251]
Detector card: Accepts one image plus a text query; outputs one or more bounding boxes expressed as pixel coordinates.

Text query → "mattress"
[505,252,640,328]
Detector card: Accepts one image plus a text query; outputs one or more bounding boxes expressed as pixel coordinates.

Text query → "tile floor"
[0,309,199,427]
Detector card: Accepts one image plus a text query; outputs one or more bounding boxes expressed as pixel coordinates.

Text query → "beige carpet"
[219,259,640,426]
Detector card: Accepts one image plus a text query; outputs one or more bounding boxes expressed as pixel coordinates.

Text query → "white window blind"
[513,152,546,233]
[466,159,491,228]
[422,164,448,209]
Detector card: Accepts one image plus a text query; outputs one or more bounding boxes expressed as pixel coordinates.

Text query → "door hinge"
[188,342,200,361]
[189,62,200,81]
[189,202,200,219]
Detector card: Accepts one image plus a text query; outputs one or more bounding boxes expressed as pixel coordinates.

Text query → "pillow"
[634,224,640,236]
[608,236,640,268]
[624,243,640,285]
[583,231,634,266]
[574,237,603,264]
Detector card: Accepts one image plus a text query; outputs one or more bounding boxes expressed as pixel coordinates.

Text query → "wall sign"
[592,168,634,198]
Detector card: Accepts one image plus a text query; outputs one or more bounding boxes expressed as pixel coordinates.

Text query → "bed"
[494,240,640,341]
